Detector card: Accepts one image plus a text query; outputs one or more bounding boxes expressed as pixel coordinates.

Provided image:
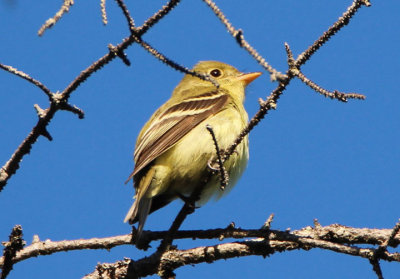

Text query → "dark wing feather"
[125,91,228,183]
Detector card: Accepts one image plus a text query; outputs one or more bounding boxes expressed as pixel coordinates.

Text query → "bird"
[124,61,261,238]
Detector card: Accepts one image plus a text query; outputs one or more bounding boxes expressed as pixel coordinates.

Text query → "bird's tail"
[124,168,155,240]
[124,196,152,239]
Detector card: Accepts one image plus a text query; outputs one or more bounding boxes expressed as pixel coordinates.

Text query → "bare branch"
[295,0,371,67]
[3,223,400,270]
[0,105,57,191]
[1,0,183,191]
[285,42,366,102]
[223,86,281,162]
[137,0,181,35]
[261,213,275,230]
[133,35,219,88]
[0,63,52,98]
[206,124,229,190]
[58,102,85,119]
[38,0,74,36]
[114,0,135,31]
[108,44,131,66]
[222,0,369,162]
[101,0,107,25]
[202,0,285,81]
[83,223,400,278]
[0,225,24,279]
[370,219,400,279]
[369,258,384,279]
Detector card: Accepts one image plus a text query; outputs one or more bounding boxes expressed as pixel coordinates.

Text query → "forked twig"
[221,0,369,163]
[285,43,366,102]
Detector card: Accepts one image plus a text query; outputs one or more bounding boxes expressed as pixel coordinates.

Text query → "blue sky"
[1,0,400,278]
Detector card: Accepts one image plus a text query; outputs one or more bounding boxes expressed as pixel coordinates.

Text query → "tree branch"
[0,0,181,191]
[2,223,400,269]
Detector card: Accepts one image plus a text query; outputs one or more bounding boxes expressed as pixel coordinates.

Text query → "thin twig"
[136,0,181,35]
[38,0,74,36]
[223,86,282,162]
[58,102,85,119]
[133,35,219,88]
[100,0,107,25]
[295,0,371,67]
[370,219,400,279]
[296,71,366,102]
[285,43,366,102]
[261,213,275,230]
[378,219,400,252]
[1,0,180,190]
[0,63,52,98]
[222,0,368,162]
[0,105,57,191]
[108,44,131,66]
[114,0,135,31]
[369,258,384,279]
[206,125,228,190]
[202,0,285,81]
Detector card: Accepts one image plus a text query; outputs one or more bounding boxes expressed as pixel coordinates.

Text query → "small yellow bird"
[125,61,261,236]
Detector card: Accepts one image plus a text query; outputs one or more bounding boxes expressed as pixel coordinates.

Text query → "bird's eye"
[210,69,222,78]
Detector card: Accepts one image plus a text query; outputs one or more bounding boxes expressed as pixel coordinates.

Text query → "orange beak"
[237,72,262,85]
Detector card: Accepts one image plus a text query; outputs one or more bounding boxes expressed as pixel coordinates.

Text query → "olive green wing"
[125,90,229,183]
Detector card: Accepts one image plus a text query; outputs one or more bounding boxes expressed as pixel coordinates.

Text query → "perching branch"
[1,0,384,278]
[2,222,400,275]
[83,220,400,278]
